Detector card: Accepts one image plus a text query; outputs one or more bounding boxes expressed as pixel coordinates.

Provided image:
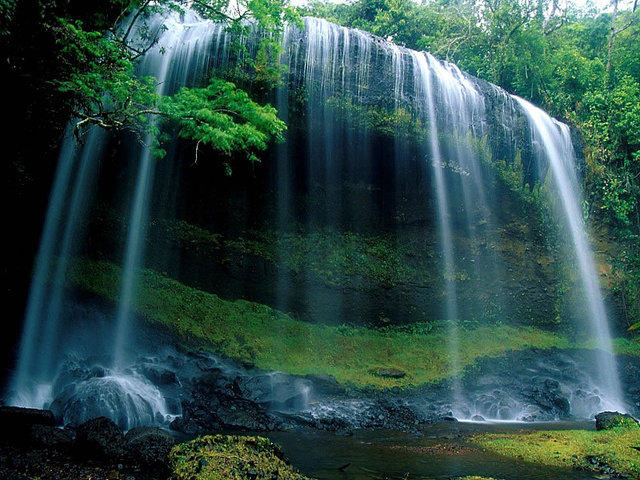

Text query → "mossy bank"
[66,257,640,389]
[473,423,640,478]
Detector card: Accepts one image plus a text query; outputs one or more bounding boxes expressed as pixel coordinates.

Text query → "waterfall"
[515,97,625,412]
[411,50,463,407]
[10,126,106,407]
[112,12,221,368]
[7,11,626,426]
[8,11,224,427]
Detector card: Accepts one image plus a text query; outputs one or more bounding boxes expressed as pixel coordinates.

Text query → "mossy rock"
[169,434,313,480]
[595,411,639,431]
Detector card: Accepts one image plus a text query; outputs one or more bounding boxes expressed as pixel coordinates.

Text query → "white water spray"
[515,97,625,412]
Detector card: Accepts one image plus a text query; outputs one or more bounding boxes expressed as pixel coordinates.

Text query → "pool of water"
[263,421,602,480]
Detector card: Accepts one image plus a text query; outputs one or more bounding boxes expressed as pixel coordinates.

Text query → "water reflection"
[264,422,600,480]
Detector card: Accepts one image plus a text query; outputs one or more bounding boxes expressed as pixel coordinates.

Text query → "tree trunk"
[606,0,619,77]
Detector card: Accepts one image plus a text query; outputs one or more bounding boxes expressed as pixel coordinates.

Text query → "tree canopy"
[3,0,293,166]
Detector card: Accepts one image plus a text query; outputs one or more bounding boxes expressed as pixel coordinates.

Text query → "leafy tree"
[5,0,292,166]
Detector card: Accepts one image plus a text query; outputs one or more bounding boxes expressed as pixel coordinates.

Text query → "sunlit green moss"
[473,426,640,477]
[170,435,313,480]
[67,258,588,388]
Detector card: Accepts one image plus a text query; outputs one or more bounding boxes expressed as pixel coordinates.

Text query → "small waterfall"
[411,50,462,405]
[10,126,106,407]
[113,13,219,368]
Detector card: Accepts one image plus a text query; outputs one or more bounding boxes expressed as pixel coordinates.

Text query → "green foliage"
[580,75,640,326]
[170,435,313,480]
[55,17,159,135]
[23,0,294,166]
[161,78,285,169]
[0,0,17,36]
[473,427,640,477]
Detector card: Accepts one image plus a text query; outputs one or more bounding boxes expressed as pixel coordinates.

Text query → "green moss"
[157,219,223,251]
[224,228,421,287]
[325,93,426,139]
[613,336,640,356]
[154,223,430,288]
[67,258,578,388]
[169,435,313,480]
[473,427,640,477]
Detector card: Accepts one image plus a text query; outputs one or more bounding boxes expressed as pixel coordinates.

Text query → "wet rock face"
[170,367,280,435]
[0,406,71,447]
[0,406,54,431]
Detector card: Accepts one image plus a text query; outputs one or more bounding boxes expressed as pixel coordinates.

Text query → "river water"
[262,422,602,480]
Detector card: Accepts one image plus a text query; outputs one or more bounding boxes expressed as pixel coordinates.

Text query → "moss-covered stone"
[169,435,313,480]
[595,411,640,431]
[457,477,502,480]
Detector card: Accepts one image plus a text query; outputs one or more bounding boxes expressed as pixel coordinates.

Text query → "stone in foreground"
[169,434,313,480]
[595,411,639,431]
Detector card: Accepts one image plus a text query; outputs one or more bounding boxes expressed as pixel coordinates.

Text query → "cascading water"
[7,10,628,429]
[411,50,463,408]
[7,11,225,428]
[10,126,106,408]
[515,97,625,412]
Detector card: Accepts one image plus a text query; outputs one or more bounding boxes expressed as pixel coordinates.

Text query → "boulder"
[595,411,639,431]
[525,377,570,417]
[74,417,125,459]
[0,406,56,445]
[169,435,311,480]
[30,424,73,447]
[137,364,180,386]
[124,427,175,466]
[0,406,55,429]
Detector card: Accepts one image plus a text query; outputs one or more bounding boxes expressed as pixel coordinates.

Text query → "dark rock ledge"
[0,407,175,480]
